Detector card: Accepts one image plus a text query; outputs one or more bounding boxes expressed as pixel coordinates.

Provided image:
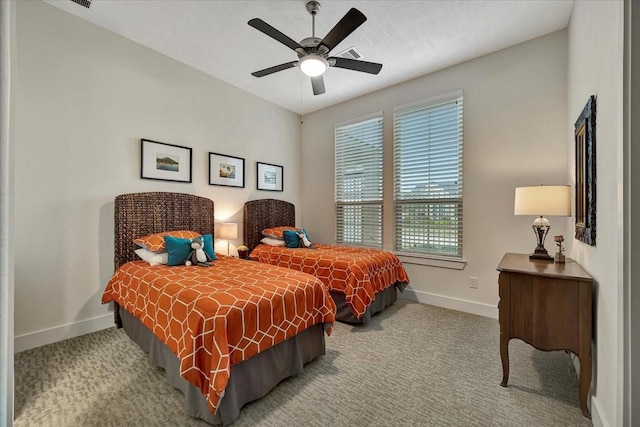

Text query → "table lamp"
[218,222,238,256]
[514,185,571,260]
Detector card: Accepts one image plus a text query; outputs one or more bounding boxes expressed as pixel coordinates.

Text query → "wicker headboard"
[243,199,295,251]
[114,192,215,269]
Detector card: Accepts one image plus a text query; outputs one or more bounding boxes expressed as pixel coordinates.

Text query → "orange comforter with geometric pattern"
[102,257,336,416]
[249,244,409,319]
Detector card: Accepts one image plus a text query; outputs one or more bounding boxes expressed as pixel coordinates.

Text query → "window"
[393,91,463,258]
[335,114,383,248]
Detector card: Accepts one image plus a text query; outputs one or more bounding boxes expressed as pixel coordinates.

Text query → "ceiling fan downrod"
[306,1,320,38]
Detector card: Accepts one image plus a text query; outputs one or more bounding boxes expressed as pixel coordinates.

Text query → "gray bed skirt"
[119,308,326,426]
[331,282,406,324]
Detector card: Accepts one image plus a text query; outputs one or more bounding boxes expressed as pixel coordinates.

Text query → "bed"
[102,192,336,425]
[243,198,409,324]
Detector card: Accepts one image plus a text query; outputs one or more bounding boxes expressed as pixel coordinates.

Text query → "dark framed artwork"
[209,152,245,188]
[140,139,192,183]
[257,162,283,191]
[574,95,596,246]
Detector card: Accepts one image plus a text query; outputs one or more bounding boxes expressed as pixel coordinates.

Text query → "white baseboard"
[14,289,497,352]
[14,313,114,353]
[590,396,606,427]
[14,290,497,351]
[401,288,498,319]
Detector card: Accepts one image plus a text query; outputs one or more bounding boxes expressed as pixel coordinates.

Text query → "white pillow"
[261,237,286,247]
[135,248,169,266]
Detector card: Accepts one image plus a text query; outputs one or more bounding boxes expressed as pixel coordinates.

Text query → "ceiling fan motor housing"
[299,37,326,57]
[300,37,322,47]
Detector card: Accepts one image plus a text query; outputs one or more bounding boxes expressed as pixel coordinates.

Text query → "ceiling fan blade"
[248,18,304,52]
[252,61,298,77]
[311,75,325,95]
[330,57,382,75]
[318,8,367,54]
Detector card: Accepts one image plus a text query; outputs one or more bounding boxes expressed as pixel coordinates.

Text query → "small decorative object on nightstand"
[237,245,249,260]
[554,235,566,263]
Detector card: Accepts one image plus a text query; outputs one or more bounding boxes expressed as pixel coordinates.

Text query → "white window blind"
[335,114,383,248]
[393,92,463,258]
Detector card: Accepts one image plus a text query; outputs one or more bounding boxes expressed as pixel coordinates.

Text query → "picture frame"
[140,138,192,183]
[257,162,283,192]
[209,152,245,188]
[574,95,596,246]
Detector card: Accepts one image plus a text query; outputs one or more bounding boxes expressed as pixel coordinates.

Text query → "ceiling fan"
[248,1,382,96]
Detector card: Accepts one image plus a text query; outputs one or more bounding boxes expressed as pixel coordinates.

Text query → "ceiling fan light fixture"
[299,55,329,77]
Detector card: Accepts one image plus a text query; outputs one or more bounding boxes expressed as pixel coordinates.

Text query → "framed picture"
[140,138,192,183]
[257,162,283,192]
[209,152,245,188]
[574,95,596,246]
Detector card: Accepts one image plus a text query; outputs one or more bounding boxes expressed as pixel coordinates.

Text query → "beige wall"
[567,2,625,426]
[13,1,302,351]
[300,30,569,316]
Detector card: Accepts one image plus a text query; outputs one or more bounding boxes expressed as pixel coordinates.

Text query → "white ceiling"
[45,0,574,115]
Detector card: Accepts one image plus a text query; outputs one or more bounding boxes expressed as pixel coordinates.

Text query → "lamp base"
[529,221,553,261]
[529,249,553,261]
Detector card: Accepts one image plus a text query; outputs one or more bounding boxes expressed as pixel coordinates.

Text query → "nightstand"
[497,253,593,418]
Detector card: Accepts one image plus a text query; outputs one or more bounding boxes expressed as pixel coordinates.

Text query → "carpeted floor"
[14,299,592,426]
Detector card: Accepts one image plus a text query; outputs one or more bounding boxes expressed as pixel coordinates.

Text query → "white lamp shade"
[514,185,571,216]
[299,55,328,77]
[218,223,238,240]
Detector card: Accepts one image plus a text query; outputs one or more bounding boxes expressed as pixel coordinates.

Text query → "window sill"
[396,253,467,270]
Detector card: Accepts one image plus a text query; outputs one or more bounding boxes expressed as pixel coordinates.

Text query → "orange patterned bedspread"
[249,244,409,319]
[102,257,336,416]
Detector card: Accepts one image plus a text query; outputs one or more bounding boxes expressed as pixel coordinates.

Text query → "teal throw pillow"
[164,235,192,266]
[283,230,300,248]
[165,234,218,266]
[283,229,312,248]
[201,234,217,260]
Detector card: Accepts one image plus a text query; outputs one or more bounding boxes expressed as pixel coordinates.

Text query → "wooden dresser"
[496,253,593,418]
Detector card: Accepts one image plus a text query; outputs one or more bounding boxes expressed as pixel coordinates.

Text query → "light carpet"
[14,299,592,426]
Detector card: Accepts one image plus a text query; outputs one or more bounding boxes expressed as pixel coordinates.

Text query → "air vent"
[70,0,92,9]
[335,47,363,60]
